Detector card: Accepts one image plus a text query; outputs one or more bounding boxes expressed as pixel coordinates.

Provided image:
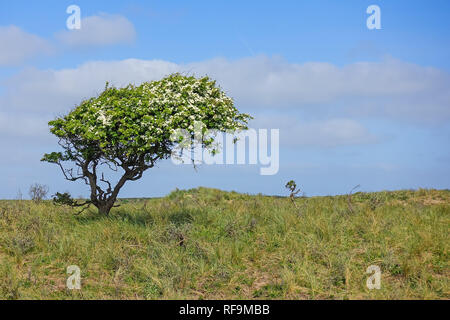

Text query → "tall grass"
[0,187,448,299]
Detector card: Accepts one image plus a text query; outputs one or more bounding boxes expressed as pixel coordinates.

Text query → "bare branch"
[347,184,361,213]
[100,172,113,194]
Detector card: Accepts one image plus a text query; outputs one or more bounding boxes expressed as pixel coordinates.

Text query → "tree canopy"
[42,73,252,215]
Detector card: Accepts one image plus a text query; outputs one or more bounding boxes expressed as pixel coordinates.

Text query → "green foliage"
[52,192,76,206]
[43,73,252,164]
[285,180,297,192]
[41,152,64,163]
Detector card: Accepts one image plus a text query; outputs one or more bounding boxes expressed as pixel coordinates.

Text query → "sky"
[0,0,449,199]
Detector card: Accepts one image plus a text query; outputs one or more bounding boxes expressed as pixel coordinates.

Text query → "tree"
[42,74,252,215]
[285,180,301,206]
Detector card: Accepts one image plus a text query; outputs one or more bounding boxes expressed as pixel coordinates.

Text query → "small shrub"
[6,235,36,256]
[29,183,49,202]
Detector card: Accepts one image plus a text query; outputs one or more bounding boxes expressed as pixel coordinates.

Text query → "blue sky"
[0,0,449,199]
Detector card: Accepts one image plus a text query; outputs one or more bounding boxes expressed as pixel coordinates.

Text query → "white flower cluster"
[97,110,111,126]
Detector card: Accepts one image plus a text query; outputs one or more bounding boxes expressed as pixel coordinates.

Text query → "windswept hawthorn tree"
[42,74,251,215]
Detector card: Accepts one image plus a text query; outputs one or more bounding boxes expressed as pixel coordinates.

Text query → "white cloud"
[1,56,448,128]
[187,56,450,124]
[253,116,378,147]
[55,14,136,47]
[1,59,178,112]
[0,112,50,139]
[0,25,52,65]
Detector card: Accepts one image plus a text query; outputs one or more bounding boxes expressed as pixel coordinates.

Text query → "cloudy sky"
[0,0,449,199]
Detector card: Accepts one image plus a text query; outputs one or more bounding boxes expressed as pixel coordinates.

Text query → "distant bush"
[285,180,301,202]
[28,183,49,202]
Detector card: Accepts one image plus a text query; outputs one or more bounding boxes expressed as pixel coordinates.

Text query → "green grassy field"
[0,187,448,300]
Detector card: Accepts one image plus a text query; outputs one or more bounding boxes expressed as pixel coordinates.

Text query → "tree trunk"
[96,195,119,215]
[97,203,113,215]
[87,167,131,216]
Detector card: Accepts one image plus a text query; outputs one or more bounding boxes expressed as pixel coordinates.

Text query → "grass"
[0,187,448,300]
